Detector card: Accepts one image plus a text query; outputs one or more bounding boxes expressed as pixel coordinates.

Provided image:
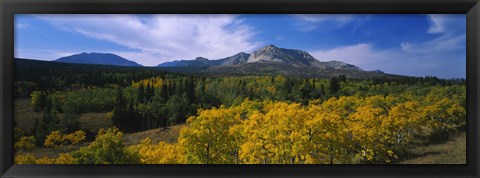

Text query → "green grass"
[399,132,466,164]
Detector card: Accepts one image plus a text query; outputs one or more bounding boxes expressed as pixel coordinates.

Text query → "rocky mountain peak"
[247,45,319,67]
[265,44,278,49]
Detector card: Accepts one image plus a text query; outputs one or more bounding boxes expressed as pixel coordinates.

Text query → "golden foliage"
[15,153,77,164]
[129,138,185,164]
[44,131,63,148]
[178,92,465,164]
[15,84,465,165]
[44,130,86,148]
[14,136,36,151]
[63,130,87,145]
[14,154,37,164]
[132,77,163,88]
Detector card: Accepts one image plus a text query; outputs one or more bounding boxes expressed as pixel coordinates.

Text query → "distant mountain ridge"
[48,45,391,79]
[155,45,392,79]
[324,60,363,71]
[55,52,142,67]
[157,53,251,67]
[157,45,366,71]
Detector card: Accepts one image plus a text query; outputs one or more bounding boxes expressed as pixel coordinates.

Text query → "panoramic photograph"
[13,14,466,164]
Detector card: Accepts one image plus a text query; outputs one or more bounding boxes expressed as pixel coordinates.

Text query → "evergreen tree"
[329,76,340,96]
[187,77,195,104]
[112,88,128,131]
[145,83,154,102]
[137,84,145,104]
[160,81,169,101]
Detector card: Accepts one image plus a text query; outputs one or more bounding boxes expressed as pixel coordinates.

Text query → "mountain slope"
[323,60,363,71]
[157,45,363,71]
[157,60,190,67]
[153,45,397,78]
[55,52,142,67]
[201,61,395,79]
[213,52,250,66]
[158,57,211,68]
[246,45,321,67]
[159,53,251,67]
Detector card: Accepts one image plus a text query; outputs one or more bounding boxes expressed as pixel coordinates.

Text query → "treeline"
[14,59,174,97]
[15,84,465,164]
[15,58,464,99]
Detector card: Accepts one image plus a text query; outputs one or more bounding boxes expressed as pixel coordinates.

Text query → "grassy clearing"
[15,98,111,134]
[79,112,111,133]
[399,132,466,164]
[14,98,41,135]
[123,124,187,146]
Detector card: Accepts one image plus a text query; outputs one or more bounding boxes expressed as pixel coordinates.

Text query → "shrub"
[63,130,86,145]
[14,154,36,164]
[71,128,140,164]
[44,131,63,148]
[14,136,36,151]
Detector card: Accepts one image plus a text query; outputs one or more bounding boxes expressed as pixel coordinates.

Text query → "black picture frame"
[1,0,479,177]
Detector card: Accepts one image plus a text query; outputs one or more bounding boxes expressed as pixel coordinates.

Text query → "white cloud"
[402,15,465,54]
[15,49,79,61]
[427,14,465,35]
[309,44,393,71]
[310,43,465,79]
[35,14,262,66]
[400,34,465,55]
[15,22,29,30]
[292,14,356,31]
[309,14,466,79]
[293,14,354,24]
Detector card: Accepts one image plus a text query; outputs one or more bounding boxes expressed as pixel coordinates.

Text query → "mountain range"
[157,45,362,71]
[50,45,391,78]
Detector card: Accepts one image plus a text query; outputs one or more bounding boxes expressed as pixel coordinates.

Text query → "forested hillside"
[13,59,466,164]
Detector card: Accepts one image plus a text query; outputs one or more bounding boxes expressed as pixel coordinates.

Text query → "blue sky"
[15,14,466,78]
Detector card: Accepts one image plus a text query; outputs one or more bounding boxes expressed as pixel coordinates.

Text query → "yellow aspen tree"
[179,106,242,164]
[129,138,186,164]
[349,96,397,163]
